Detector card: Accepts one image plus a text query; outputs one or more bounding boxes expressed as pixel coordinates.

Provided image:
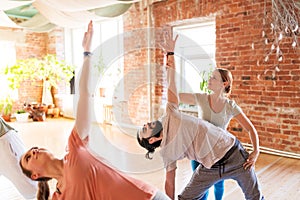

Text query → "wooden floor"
[1,118,299,200]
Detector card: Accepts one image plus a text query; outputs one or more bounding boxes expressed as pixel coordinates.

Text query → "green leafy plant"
[1,54,75,108]
[94,53,106,75]
[2,59,33,90]
[93,52,109,97]
[2,54,75,90]
[199,70,212,94]
[0,96,13,116]
[38,54,75,88]
[16,109,26,114]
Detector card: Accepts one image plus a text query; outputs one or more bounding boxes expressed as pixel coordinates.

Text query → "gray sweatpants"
[178,140,263,200]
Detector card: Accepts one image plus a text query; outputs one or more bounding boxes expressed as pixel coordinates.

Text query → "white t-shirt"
[159,102,236,171]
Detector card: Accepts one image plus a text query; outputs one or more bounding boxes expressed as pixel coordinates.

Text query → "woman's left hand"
[243,150,259,170]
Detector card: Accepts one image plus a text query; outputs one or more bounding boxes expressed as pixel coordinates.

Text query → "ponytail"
[217,68,233,97]
[37,181,50,200]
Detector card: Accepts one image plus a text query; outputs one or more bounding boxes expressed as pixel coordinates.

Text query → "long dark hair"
[19,159,51,200]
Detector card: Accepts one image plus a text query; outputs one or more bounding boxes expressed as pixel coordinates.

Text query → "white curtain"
[36,0,139,12]
[0,0,141,31]
[0,11,21,28]
[33,0,106,28]
[0,0,33,28]
[0,0,34,10]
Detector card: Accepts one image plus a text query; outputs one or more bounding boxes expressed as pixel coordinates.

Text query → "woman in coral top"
[19,21,170,200]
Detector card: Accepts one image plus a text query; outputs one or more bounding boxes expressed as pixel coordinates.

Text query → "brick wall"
[123,0,300,154]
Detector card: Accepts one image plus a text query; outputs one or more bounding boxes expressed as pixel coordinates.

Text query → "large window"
[173,19,216,93]
[0,41,17,99]
[65,17,124,101]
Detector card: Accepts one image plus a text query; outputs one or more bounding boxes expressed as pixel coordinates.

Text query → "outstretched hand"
[160,31,178,54]
[82,20,93,52]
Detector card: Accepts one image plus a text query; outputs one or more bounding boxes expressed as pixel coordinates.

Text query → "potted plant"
[0,96,13,122]
[37,54,75,106]
[93,52,107,97]
[2,54,75,106]
[199,70,213,94]
[15,109,29,122]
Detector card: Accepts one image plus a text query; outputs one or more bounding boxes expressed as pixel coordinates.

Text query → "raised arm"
[161,33,179,199]
[75,21,94,139]
[165,55,178,105]
[161,34,179,105]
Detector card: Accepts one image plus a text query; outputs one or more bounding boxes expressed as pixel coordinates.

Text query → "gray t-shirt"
[159,102,235,171]
[195,93,242,129]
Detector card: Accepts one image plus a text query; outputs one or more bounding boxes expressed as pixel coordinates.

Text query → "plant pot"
[2,114,11,122]
[15,113,29,122]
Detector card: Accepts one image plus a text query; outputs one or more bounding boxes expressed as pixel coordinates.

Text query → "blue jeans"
[191,160,224,200]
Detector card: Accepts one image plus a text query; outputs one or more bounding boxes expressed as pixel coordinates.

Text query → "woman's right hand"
[82,20,93,52]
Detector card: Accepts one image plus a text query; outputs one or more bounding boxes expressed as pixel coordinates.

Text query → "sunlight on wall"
[0,41,17,100]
